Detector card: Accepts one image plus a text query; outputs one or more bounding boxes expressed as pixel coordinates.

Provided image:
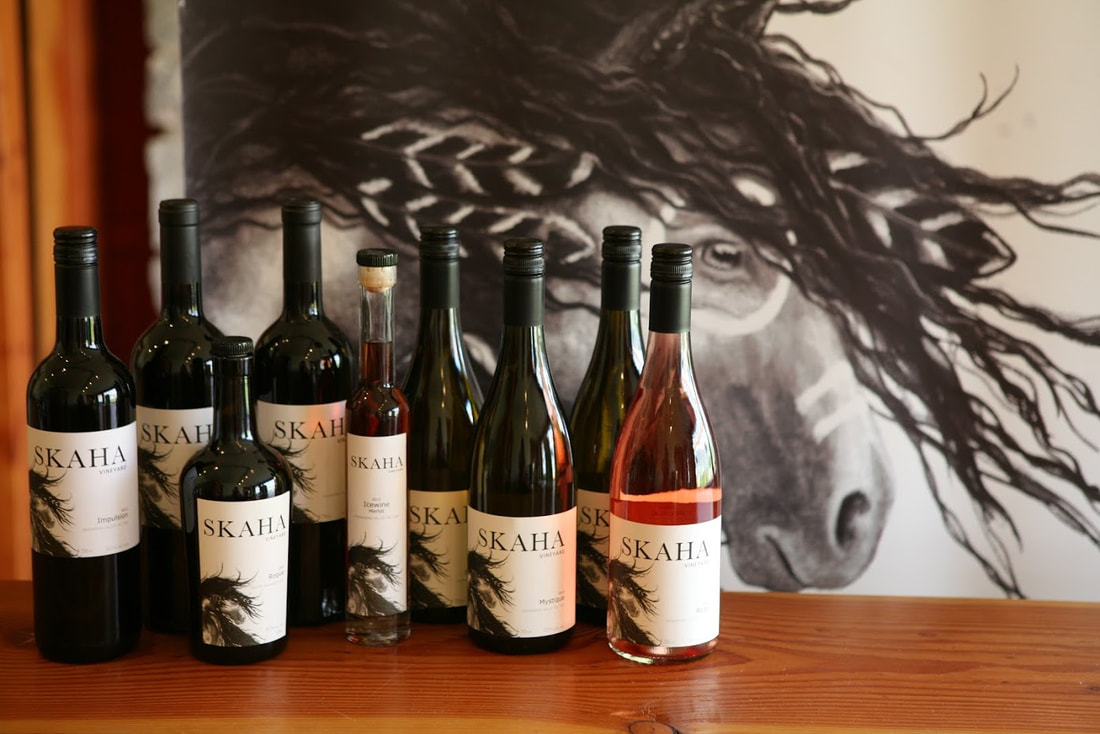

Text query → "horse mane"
[182,0,1100,595]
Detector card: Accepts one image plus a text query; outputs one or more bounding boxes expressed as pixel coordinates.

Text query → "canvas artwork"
[150,0,1100,599]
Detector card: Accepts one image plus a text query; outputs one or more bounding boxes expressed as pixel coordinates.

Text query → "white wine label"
[608,515,721,648]
[27,423,139,558]
[137,405,213,530]
[576,488,610,605]
[409,488,467,608]
[467,507,577,639]
[197,494,290,646]
[347,433,407,615]
[256,400,346,523]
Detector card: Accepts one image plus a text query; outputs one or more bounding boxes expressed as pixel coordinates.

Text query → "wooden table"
[0,581,1097,732]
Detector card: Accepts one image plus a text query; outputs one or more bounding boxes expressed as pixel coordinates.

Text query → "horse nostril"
[835,491,872,548]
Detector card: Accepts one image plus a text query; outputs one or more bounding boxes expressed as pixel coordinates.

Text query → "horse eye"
[701,240,748,271]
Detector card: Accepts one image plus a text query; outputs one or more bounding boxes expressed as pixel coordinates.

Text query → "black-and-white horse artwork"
[172,0,1100,598]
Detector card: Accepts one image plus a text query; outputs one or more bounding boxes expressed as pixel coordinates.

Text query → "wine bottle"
[467,238,576,655]
[179,336,292,665]
[569,225,644,627]
[131,199,222,634]
[403,226,483,624]
[607,243,722,664]
[255,199,353,626]
[26,226,141,663]
[345,248,410,645]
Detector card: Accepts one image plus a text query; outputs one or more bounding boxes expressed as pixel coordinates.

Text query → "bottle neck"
[284,281,323,319]
[601,258,641,312]
[498,273,550,371]
[213,357,256,441]
[54,264,105,350]
[648,279,691,334]
[160,223,204,319]
[642,278,694,386]
[360,284,395,384]
[284,223,324,319]
[592,309,644,366]
[162,283,204,320]
[420,258,460,310]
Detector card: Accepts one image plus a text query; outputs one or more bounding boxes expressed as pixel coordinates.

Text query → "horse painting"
[137,445,176,530]
[607,558,660,647]
[175,0,1100,597]
[28,469,74,558]
[466,549,516,637]
[346,540,403,617]
[409,529,450,610]
[199,572,262,646]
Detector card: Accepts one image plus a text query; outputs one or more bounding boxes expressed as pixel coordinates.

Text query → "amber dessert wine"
[346,248,411,645]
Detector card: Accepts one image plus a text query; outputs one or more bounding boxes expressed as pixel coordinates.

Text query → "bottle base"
[467,626,574,655]
[345,612,410,646]
[36,632,141,665]
[411,606,466,624]
[191,636,287,665]
[575,603,607,628]
[608,636,717,664]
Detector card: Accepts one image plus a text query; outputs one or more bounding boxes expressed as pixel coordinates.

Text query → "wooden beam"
[0,0,102,580]
[0,0,34,580]
[27,0,101,358]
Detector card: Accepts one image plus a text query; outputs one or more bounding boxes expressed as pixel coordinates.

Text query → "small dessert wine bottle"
[179,336,292,665]
[569,225,645,627]
[131,199,222,634]
[345,248,410,645]
[403,226,483,624]
[467,238,576,654]
[608,243,722,664]
[26,226,141,663]
[255,199,353,626]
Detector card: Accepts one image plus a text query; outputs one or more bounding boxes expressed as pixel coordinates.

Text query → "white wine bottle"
[467,238,576,654]
[569,225,644,627]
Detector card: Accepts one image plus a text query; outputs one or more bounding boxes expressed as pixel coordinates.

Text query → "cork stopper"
[357,248,398,292]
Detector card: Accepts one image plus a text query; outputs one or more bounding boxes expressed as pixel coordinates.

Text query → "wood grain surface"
[0,581,1097,732]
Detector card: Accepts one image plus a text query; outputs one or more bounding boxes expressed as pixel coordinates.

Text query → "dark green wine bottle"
[27,226,141,663]
[404,226,483,624]
[180,336,292,665]
[255,199,353,626]
[131,198,222,634]
[467,238,576,654]
[569,225,644,627]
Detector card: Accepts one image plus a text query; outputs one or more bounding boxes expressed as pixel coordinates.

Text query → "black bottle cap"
[502,238,544,277]
[212,335,254,359]
[418,225,460,261]
[357,248,398,267]
[159,199,199,227]
[602,225,642,263]
[53,227,98,266]
[651,243,693,282]
[282,198,322,225]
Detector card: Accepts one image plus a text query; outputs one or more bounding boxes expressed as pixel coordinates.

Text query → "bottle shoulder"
[28,347,135,403]
[181,440,291,500]
[254,319,354,402]
[131,318,220,367]
[258,314,352,351]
